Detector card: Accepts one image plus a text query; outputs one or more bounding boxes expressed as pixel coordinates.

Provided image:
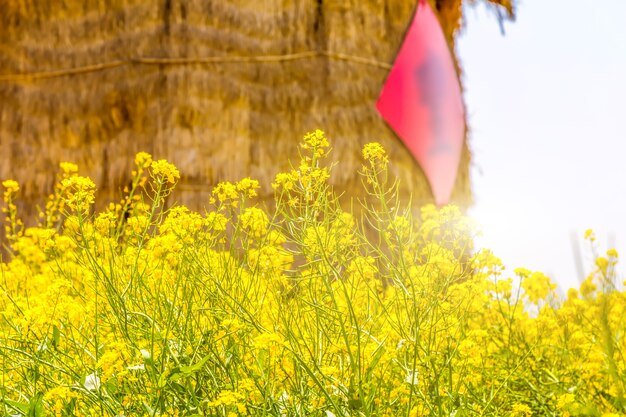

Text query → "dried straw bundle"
[0,0,514,218]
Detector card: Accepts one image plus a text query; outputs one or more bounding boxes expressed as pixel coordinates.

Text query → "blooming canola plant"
[1,132,624,416]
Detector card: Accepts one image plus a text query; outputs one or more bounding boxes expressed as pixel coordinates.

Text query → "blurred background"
[458,0,626,291]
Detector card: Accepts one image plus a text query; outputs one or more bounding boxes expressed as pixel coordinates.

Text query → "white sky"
[457,0,626,291]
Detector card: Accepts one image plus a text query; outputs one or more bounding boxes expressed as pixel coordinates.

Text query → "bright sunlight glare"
[459,0,626,292]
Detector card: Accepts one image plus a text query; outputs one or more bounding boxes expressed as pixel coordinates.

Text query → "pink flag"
[376,0,466,206]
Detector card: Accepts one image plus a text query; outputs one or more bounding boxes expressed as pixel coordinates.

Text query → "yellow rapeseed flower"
[519,269,556,304]
[59,162,78,176]
[212,181,238,204]
[205,212,228,232]
[61,176,96,212]
[150,159,180,184]
[134,151,153,168]
[5,138,626,417]
[556,393,576,411]
[2,179,19,193]
[511,403,532,416]
[362,142,387,162]
[236,177,260,199]
[240,207,269,238]
[302,129,329,151]
[272,172,296,191]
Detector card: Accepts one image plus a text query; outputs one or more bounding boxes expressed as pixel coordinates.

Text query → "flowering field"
[1,131,624,417]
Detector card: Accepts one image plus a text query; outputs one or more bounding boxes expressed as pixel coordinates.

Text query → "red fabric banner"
[376,0,466,206]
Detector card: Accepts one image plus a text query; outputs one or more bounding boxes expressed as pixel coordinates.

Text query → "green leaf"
[179,354,211,375]
[51,325,60,350]
[167,368,183,383]
[27,393,44,417]
[348,397,362,410]
[3,398,29,414]
[158,370,172,388]
[364,341,386,379]
[104,378,119,395]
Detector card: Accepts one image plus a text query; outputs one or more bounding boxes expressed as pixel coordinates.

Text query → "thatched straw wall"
[0,0,514,219]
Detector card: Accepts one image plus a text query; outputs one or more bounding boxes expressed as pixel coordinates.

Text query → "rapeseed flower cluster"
[1,130,625,417]
[2,179,22,241]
